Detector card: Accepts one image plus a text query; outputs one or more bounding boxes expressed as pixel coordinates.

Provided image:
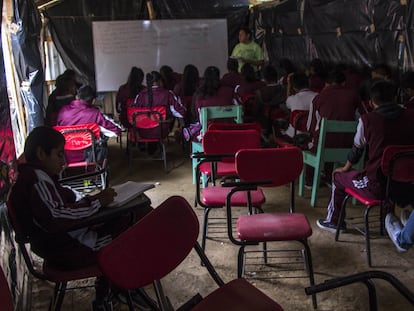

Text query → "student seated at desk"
[8,126,152,270]
[8,126,154,309]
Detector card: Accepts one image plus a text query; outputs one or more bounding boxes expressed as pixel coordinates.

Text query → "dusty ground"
[31,137,414,310]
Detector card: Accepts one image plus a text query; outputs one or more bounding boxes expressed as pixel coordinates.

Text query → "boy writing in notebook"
[8,126,152,270]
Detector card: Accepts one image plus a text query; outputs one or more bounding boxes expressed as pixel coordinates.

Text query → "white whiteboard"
[92,19,228,92]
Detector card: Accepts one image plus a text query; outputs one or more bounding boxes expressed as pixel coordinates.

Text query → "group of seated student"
[9,126,154,309]
[315,79,414,253]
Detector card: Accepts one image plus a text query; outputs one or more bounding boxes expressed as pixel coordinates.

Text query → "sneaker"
[183,128,191,142]
[385,213,407,253]
[400,209,412,227]
[316,219,346,234]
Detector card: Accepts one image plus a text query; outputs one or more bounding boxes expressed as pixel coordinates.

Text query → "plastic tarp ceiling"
[254,0,412,72]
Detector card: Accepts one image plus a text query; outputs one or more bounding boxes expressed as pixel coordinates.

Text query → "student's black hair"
[146,71,162,108]
[77,85,96,103]
[182,64,199,97]
[160,65,175,90]
[241,63,256,82]
[227,58,238,72]
[370,80,397,105]
[262,65,278,83]
[24,126,65,163]
[240,26,252,39]
[197,66,220,98]
[400,71,414,89]
[326,69,346,84]
[291,73,309,90]
[372,63,392,79]
[127,66,145,97]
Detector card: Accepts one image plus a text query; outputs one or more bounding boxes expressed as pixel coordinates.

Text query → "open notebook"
[107,181,155,208]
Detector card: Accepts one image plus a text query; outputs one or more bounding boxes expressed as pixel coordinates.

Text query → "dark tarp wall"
[254,0,413,75]
[43,0,250,88]
[0,2,17,201]
[11,0,44,131]
[1,2,23,308]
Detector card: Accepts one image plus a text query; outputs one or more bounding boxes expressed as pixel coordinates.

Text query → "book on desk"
[108,181,155,208]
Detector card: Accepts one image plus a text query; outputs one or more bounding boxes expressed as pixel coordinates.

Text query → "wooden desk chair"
[192,105,243,184]
[298,118,362,207]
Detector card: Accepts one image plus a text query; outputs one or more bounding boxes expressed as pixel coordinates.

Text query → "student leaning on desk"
[7,126,153,307]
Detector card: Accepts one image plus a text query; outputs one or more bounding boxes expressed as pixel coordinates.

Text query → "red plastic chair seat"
[237,213,312,241]
[201,187,265,207]
[199,161,236,177]
[344,188,382,206]
[192,278,283,311]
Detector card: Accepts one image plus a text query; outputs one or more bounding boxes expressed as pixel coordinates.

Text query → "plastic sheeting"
[0,0,16,199]
[11,0,44,131]
[44,0,249,87]
[254,0,413,72]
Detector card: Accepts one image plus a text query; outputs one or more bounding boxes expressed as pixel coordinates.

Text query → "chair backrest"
[315,118,358,162]
[54,123,100,165]
[202,129,261,156]
[200,105,243,136]
[381,145,414,206]
[128,106,167,128]
[236,147,303,187]
[97,196,199,290]
[54,123,100,151]
[127,106,170,140]
[208,122,261,133]
[0,264,13,311]
[6,200,47,280]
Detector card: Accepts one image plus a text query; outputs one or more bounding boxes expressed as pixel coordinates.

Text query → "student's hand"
[95,187,117,207]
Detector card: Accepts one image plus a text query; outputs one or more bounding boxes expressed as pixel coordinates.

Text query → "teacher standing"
[231,27,265,76]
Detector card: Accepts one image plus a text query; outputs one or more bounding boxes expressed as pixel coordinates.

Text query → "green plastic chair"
[298,118,363,207]
[192,105,243,184]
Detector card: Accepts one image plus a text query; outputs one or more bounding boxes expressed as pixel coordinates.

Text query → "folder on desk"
[108,181,155,208]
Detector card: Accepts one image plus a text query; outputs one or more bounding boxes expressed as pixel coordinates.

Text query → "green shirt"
[231,41,264,72]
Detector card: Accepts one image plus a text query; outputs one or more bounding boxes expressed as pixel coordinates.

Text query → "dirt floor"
[31,137,414,310]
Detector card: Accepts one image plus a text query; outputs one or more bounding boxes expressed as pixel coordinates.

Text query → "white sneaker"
[400,209,412,227]
[385,213,407,253]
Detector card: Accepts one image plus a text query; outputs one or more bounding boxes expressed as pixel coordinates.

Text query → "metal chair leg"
[238,245,246,278]
[336,194,351,241]
[301,240,317,309]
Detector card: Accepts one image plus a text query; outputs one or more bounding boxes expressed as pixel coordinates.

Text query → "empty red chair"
[223,147,317,309]
[193,129,262,253]
[97,196,283,311]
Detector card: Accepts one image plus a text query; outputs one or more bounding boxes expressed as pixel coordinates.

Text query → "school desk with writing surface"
[68,192,153,231]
